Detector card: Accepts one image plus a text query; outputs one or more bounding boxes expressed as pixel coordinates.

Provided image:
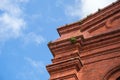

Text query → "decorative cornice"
[49,28,120,58]
[83,28,120,45]
[80,1,120,32]
[81,46,120,65]
[46,57,82,75]
[48,35,83,49]
[52,50,80,63]
[47,28,120,66]
[47,1,120,79]
[50,73,79,80]
[48,35,83,57]
[57,0,120,36]
[106,13,120,28]
[49,28,120,50]
[82,28,120,51]
[57,23,80,36]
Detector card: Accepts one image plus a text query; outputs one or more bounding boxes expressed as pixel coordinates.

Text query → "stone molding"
[46,0,120,80]
[50,73,79,80]
[57,0,120,36]
[46,57,82,75]
[103,65,120,80]
[49,28,120,60]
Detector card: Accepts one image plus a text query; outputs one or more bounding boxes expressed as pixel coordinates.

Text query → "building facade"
[46,0,120,80]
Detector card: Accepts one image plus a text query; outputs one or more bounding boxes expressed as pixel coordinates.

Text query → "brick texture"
[46,0,120,80]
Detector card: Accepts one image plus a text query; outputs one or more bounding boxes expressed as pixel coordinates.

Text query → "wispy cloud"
[23,32,45,46]
[16,0,29,3]
[65,0,82,18]
[0,0,45,45]
[25,57,45,74]
[64,0,117,18]
[0,0,26,42]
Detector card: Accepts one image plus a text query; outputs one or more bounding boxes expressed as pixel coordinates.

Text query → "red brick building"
[46,0,120,80]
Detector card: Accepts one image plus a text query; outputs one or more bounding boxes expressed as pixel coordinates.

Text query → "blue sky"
[0,0,117,80]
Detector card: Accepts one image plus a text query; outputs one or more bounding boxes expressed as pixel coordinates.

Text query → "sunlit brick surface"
[46,1,120,80]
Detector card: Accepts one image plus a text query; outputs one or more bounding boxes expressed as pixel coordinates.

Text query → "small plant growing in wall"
[70,37,77,44]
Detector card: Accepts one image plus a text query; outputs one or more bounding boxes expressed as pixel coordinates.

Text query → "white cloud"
[0,0,26,42]
[24,57,45,74]
[65,0,117,18]
[0,0,45,45]
[16,0,29,3]
[81,0,117,17]
[23,32,45,45]
[0,13,25,40]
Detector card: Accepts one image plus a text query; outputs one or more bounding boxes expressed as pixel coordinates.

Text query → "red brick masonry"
[46,0,120,80]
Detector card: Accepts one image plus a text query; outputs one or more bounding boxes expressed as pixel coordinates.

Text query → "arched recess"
[106,13,120,28]
[103,65,120,80]
[116,76,120,80]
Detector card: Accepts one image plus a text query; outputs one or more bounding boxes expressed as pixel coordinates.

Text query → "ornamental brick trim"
[51,73,79,80]
[46,57,82,75]
[57,0,120,36]
[46,0,120,80]
[103,65,120,80]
